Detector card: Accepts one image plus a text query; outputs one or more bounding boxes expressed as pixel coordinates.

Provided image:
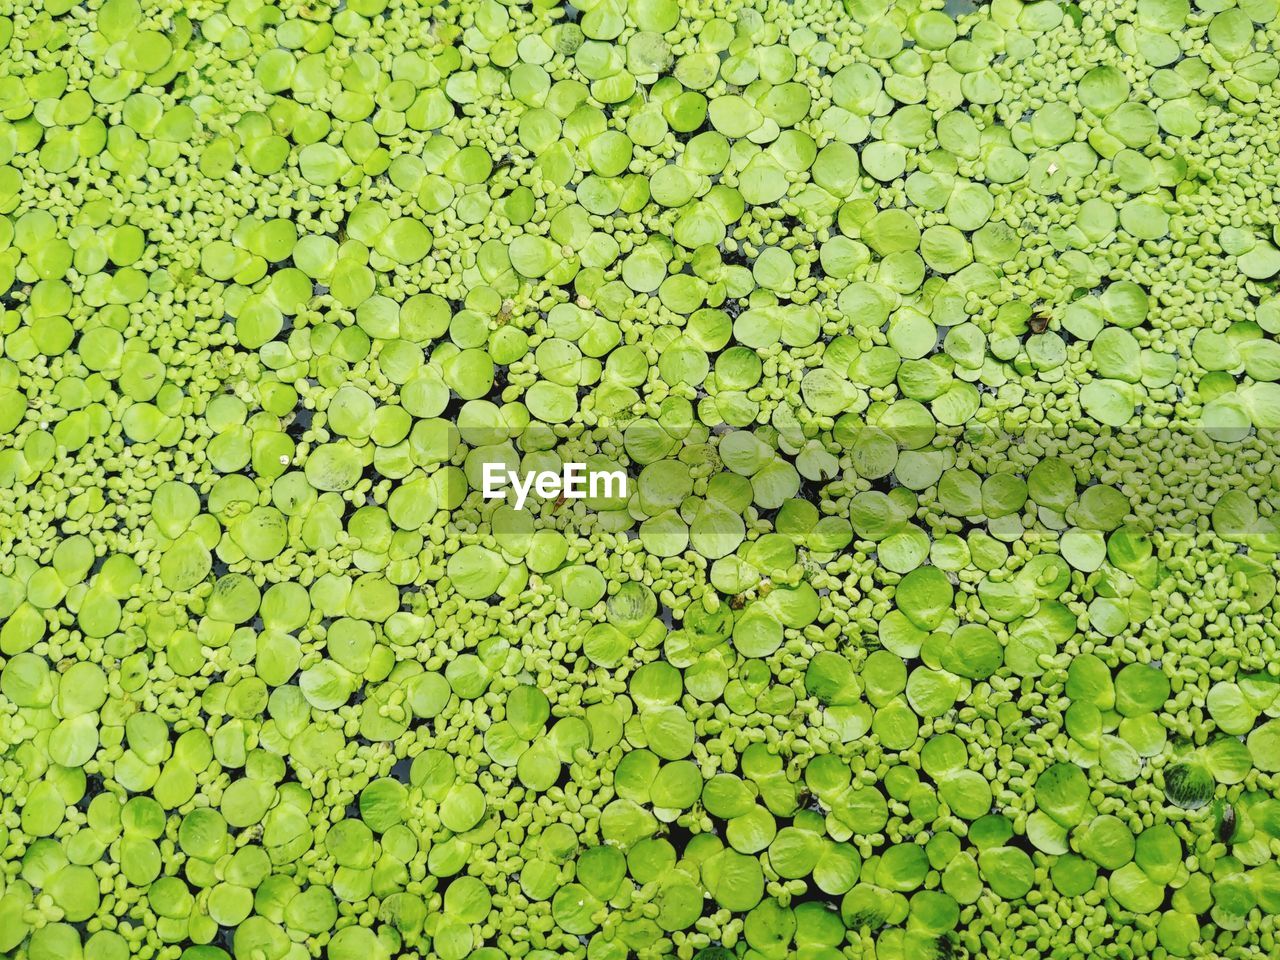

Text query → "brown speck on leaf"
[1029,310,1050,334]
[496,298,514,326]
[1220,804,1236,843]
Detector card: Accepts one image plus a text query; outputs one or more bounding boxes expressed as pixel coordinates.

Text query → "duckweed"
[4,0,1280,958]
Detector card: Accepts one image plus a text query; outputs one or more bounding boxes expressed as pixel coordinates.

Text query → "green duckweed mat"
[2,0,1280,958]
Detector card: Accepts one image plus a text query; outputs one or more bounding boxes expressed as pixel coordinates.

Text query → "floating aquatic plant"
[2,0,1280,957]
